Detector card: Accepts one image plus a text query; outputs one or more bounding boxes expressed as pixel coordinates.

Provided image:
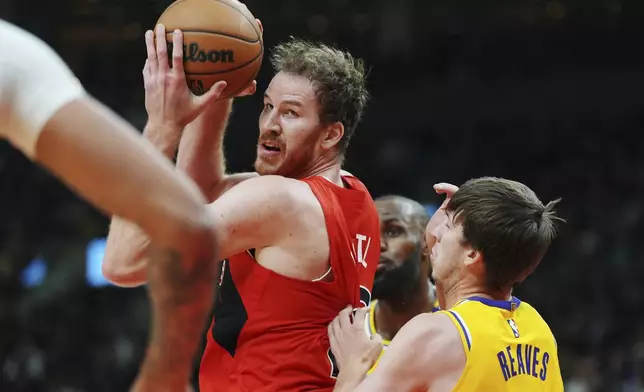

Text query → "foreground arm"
[334,313,465,392]
[0,21,217,391]
[0,21,213,253]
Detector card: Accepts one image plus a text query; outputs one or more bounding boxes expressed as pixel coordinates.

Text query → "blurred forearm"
[102,118,192,286]
[103,216,150,286]
[36,98,211,256]
[176,100,233,196]
[143,122,183,160]
[133,246,218,391]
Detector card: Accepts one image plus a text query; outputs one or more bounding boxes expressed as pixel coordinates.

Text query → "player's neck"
[441,279,510,309]
[303,161,343,186]
[375,280,433,341]
[294,152,344,185]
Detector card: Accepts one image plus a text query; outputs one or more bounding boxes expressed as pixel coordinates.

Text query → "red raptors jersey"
[199,174,379,392]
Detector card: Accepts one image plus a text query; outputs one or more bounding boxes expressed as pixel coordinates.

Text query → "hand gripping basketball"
[142,23,259,129]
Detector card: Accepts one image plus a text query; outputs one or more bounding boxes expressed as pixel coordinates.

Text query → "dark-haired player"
[330,178,565,392]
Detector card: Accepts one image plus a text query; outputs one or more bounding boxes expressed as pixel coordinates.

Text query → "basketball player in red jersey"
[102,17,379,392]
[0,20,233,392]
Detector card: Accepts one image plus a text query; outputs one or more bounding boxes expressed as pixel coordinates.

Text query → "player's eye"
[284,109,298,118]
[263,103,273,112]
[384,227,404,237]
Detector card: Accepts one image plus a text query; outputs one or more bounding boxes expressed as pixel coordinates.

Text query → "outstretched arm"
[0,21,217,391]
[0,20,213,259]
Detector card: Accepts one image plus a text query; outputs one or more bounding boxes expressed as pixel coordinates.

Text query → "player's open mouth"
[258,143,282,157]
[262,143,281,152]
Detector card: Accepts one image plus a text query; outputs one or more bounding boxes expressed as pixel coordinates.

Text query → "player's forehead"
[264,71,318,107]
[376,199,415,225]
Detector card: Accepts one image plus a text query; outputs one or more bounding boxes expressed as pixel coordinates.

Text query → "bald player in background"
[0,20,227,391]
[358,195,438,374]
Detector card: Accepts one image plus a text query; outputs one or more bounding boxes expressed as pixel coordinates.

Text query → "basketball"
[157,0,263,98]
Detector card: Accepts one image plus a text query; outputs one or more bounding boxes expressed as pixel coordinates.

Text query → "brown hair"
[270,37,369,153]
[447,177,565,291]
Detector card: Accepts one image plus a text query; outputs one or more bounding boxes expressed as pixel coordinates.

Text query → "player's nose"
[259,110,281,134]
[426,226,441,246]
[380,236,387,252]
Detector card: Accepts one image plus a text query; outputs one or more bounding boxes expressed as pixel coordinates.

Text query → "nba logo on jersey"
[507,319,520,338]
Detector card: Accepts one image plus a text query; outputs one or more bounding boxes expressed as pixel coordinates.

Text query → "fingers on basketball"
[144,30,157,75]
[155,24,169,72]
[237,80,257,97]
[171,29,185,74]
[194,81,227,107]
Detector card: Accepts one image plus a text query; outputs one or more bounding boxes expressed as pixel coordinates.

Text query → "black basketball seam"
[211,0,262,39]
[224,46,263,97]
[166,29,259,43]
[185,47,262,75]
[159,0,262,44]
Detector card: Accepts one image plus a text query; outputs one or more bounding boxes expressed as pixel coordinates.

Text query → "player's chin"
[254,157,282,176]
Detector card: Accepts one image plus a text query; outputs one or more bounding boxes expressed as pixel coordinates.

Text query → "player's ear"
[463,247,482,267]
[321,121,344,151]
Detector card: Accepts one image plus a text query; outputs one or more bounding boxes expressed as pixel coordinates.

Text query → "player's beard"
[372,243,423,307]
[254,137,318,178]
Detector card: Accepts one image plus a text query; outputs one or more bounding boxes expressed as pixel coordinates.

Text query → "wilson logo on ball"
[167,42,235,63]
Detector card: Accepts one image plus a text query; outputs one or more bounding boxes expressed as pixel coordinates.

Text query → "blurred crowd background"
[2,0,644,391]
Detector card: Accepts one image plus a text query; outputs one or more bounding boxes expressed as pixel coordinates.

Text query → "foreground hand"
[328,306,383,374]
[143,24,258,129]
[425,183,459,250]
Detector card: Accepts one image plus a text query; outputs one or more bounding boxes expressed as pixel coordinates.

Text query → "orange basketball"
[157,0,263,98]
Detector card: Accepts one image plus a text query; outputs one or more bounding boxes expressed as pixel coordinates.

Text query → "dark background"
[2,0,644,391]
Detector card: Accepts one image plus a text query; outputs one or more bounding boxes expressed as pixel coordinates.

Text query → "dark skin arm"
[37,100,218,392]
[132,248,218,391]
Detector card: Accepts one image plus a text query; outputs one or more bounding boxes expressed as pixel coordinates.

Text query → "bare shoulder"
[358,312,464,391]
[391,312,462,354]
[217,175,322,218]
[209,175,327,277]
[387,313,464,377]
[209,172,259,201]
